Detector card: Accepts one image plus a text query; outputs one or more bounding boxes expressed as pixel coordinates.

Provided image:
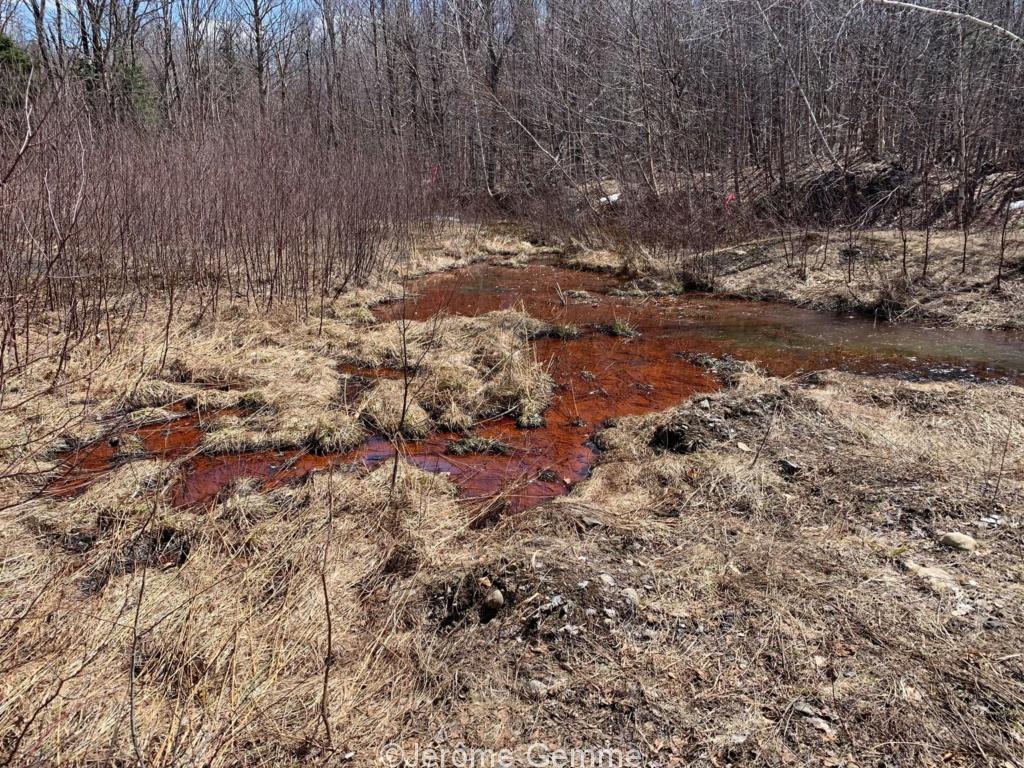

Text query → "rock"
[778,459,802,477]
[793,701,818,718]
[698,399,711,410]
[599,573,616,588]
[937,532,978,552]
[984,616,1005,630]
[903,560,959,594]
[621,587,641,607]
[539,594,566,612]
[482,588,505,611]
[527,679,549,699]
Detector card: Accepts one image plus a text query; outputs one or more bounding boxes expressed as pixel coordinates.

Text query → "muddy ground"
[0,230,1022,767]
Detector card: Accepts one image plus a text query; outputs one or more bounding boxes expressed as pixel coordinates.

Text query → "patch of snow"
[1009,200,1024,212]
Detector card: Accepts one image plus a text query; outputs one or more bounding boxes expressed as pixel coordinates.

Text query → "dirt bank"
[561,228,1024,330]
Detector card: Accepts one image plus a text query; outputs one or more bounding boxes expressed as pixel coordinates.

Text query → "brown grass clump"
[333,309,554,431]
[561,247,624,274]
[1,455,469,766]
[200,410,365,455]
[415,359,485,430]
[357,379,433,438]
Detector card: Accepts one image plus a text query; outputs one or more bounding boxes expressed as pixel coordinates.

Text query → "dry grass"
[2,231,1023,766]
[332,309,554,431]
[0,271,553,504]
[2,365,1021,766]
[563,228,1024,329]
[358,379,433,438]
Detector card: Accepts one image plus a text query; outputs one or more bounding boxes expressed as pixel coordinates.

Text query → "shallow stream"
[53,264,1024,512]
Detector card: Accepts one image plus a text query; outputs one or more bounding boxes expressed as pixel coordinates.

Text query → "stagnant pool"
[52,263,1024,513]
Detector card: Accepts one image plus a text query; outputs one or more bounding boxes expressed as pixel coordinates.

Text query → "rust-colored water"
[50,264,1024,513]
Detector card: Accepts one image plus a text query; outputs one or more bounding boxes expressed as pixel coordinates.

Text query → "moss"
[551,324,582,340]
[446,436,513,456]
[516,411,546,429]
[598,319,640,338]
[113,433,147,459]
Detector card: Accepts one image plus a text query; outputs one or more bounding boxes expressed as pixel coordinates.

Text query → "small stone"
[903,560,959,594]
[599,573,616,588]
[539,594,566,612]
[621,587,641,607]
[712,733,749,747]
[698,399,711,409]
[793,701,818,718]
[778,459,802,477]
[938,532,978,552]
[482,588,505,611]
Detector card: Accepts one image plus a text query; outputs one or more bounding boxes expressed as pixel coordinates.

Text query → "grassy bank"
[561,228,1024,330]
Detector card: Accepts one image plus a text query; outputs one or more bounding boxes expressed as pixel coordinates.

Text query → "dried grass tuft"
[358,379,432,438]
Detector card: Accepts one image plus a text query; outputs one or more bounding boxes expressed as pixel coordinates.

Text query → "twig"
[318,470,335,748]
[865,0,1024,47]
[750,400,779,468]
[129,563,148,768]
[990,418,1014,505]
